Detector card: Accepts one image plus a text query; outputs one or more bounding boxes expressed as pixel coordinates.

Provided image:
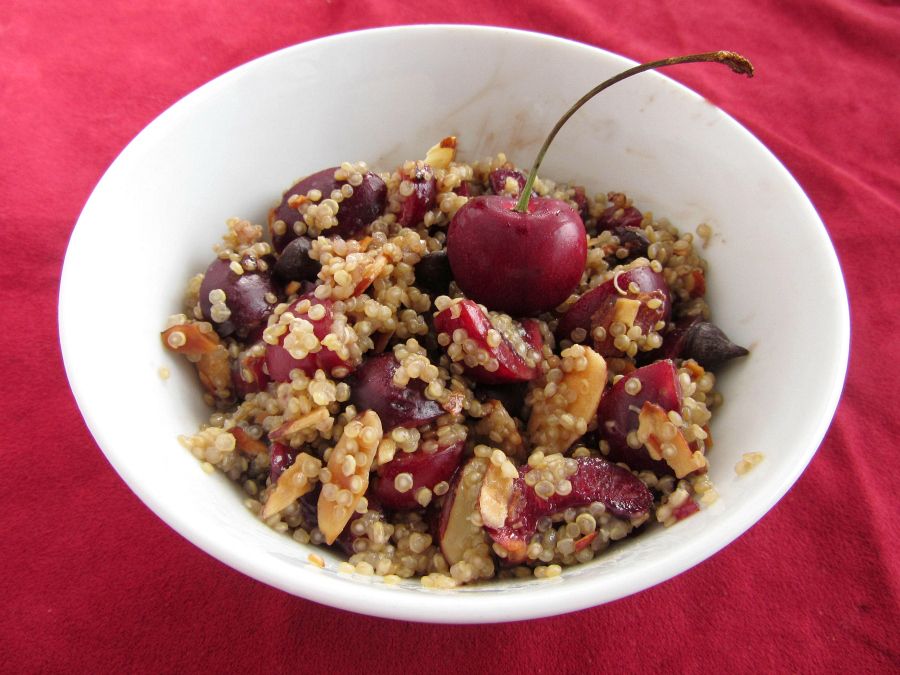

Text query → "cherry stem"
[514,50,754,213]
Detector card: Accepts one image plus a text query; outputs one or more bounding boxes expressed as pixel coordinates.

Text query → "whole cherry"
[447,51,753,317]
[448,197,586,316]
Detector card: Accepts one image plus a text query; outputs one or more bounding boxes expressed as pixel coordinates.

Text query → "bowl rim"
[59,23,850,623]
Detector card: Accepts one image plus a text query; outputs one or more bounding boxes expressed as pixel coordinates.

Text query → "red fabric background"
[2,0,898,672]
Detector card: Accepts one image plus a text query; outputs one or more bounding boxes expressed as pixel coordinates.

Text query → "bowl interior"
[59,25,849,622]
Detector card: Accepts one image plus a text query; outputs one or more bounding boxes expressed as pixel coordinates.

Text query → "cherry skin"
[447,196,586,316]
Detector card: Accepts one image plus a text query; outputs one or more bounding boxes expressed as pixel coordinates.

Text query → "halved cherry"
[264,293,353,381]
[270,167,387,251]
[373,439,465,510]
[348,353,444,431]
[199,257,279,340]
[597,359,682,474]
[481,457,653,564]
[433,299,542,384]
[597,192,644,230]
[556,264,670,354]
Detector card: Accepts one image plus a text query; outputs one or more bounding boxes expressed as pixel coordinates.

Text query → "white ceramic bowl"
[59,25,849,623]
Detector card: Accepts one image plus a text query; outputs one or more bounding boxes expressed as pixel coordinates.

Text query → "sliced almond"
[262,452,321,518]
[197,346,232,399]
[478,460,516,530]
[231,427,267,455]
[317,410,382,544]
[684,359,706,379]
[353,254,387,296]
[286,193,309,210]
[637,401,708,478]
[612,297,641,328]
[268,408,330,442]
[162,323,220,355]
[441,392,465,416]
[439,458,489,566]
[527,345,607,454]
[574,531,597,552]
[424,136,457,170]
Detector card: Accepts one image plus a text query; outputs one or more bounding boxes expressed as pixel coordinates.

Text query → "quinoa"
[162,138,748,586]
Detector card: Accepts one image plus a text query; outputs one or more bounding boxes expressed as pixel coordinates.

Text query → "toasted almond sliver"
[440,458,489,566]
[441,392,465,416]
[574,531,597,552]
[637,402,707,478]
[424,136,457,170]
[478,461,516,530]
[684,360,706,379]
[231,427,267,455]
[527,346,607,454]
[161,323,220,356]
[353,255,388,296]
[268,408,330,441]
[197,346,232,398]
[612,297,641,328]
[261,452,322,518]
[317,410,383,544]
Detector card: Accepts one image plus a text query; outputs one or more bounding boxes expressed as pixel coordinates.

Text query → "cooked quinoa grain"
[162,138,748,585]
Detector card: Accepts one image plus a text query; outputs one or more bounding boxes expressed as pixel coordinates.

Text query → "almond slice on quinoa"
[527,345,607,454]
[424,136,457,170]
[162,323,220,355]
[437,457,491,566]
[478,457,518,529]
[197,346,232,400]
[441,392,466,416]
[574,531,597,552]
[611,297,641,328]
[231,427,268,455]
[268,408,331,442]
[262,452,322,518]
[353,254,388,296]
[317,410,383,544]
[637,401,707,478]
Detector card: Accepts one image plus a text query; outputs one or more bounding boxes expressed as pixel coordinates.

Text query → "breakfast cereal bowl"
[59,25,849,622]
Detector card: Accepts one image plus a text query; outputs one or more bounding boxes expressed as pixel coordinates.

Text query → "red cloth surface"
[2,0,898,672]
